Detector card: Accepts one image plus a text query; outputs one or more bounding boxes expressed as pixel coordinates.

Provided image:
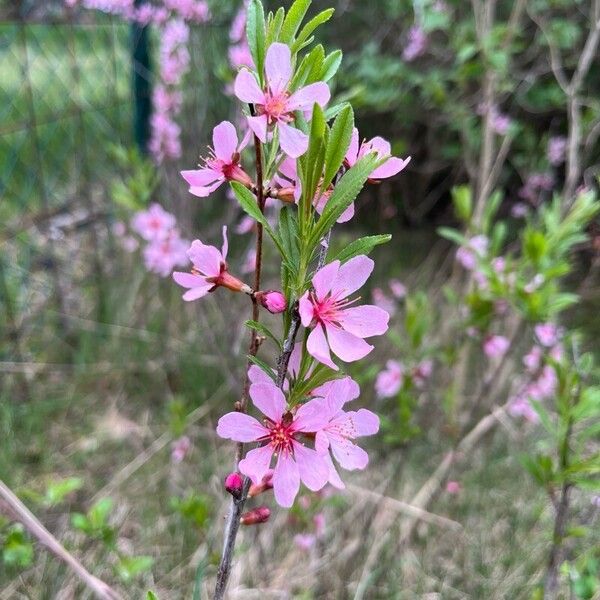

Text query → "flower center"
[260,91,291,123]
[267,421,295,453]
[312,292,359,326]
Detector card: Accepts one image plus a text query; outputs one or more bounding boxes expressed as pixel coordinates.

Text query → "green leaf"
[266,7,285,46]
[292,8,335,53]
[324,102,351,120]
[247,355,277,381]
[300,103,327,220]
[280,0,312,44]
[2,525,34,568]
[116,556,154,583]
[147,592,159,600]
[320,49,342,82]
[245,320,282,349]
[451,185,472,222]
[230,182,286,257]
[331,234,392,263]
[309,153,380,249]
[322,104,354,192]
[437,226,467,247]
[246,0,266,83]
[44,477,83,506]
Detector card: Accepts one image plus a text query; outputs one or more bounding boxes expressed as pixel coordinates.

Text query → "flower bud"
[240,506,271,525]
[248,470,274,497]
[255,290,287,314]
[225,472,243,498]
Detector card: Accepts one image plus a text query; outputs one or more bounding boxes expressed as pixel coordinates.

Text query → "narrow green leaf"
[246,0,266,83]
[437,226,468,247]
[322,104,353,191]
[230,182,286,257]
[309,153,380,248]
[331,235,392,263]
[292,8,335,53]
[301,103,327,216]
[280,0,311,44]
[291,44,325,89]
[266,7,285,46]
[245,320,282,349]
[247,355,277,381]
[146,592,159,600]
[320,49,342,81]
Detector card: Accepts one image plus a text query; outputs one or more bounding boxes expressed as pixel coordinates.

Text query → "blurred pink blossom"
[403,25,428,61]
[375,360,404,399]
[171,435,191,463]
[389,278,407,299]
[483,335,510,359]
[446,480,461,494]
[547,136,567,166]
[534,323,561,347]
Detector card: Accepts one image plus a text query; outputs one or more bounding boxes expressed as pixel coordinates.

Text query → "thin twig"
[0,480,122,600]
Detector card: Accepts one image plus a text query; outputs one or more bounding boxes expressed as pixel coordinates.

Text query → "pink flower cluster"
[456,234,488,270]
[519,172,554,205]
[375,357,433,398]
[217,377,379,507]
[228,1,254,70]
[509,325,563,423]
[129,203,189,276]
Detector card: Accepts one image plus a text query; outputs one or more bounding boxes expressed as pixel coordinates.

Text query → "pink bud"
[255,290,287,314]
[248,470,274,497]
[240,506,271,525]
[225,472,243,498]
[446,480,461,494]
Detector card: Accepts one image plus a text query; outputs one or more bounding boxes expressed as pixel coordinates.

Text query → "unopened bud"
[241,506,271,525]
[225,472,243,498]
[255,290,287,314]
[248,470,274,497]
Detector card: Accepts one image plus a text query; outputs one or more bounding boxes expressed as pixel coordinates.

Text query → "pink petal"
[352,408,380,436]
[246,115,268,143]
[312,260,340,299]
[298,291,315,327]
[307,325,338,370]
[287,82,331,112]
[293,442,329,492]
[368,136,391,157]
[330,255,374,298]
[370,156,411,179]
[337,201,355,223]
[339,305,389,338]
[315,429,330,454]
[239,445,274,485]
[278,123,309,158]
[186,240,222,277]
[326,324,373,363]
[189,179,225,198]
[265,42,292,94]
[249,382,286,422]
[345,127,359,166]
[293,398,331,432]
[216,412,267,442]
[172,271,205,289]
[181,168,221,187]
[273,451,300,508]
[320,378,360,413]
[238,127,253,152]
[212,121,238,161]
[330,437,369,470]
[324,452,345,489]
[181,286,212,301]
[248,364,274,385]
[234,69,265,104]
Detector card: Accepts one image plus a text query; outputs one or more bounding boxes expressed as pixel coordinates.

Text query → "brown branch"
[0,480,122,600]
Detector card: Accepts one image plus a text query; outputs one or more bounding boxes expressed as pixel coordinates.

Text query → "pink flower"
[234,43,331,158]
[375,360,404,399]
[511,202,529,218]
[217,380,330,507]
[255,290,287,314]
[491,110,511,136]
[483,335,510,359]
[235,215,255,235]
[143,231,189,277]
[389,279,407,299]
[456,234,488,270]
[181,121,253,197]
[372,287,396,316]
[345,128,411,182]
[523,345,543,373]
[534,323,560,347]
[528,365,557,401]
[173,226,250,300]
[171,435,191,463]
[509,396,539,423]
[445,480,461,494]
[312,378,380,489]
[229,42,254,70]
[294,533,316,550]
[413,359,433,388]
[299,256,389,370]
[131,203,177,241]
[402,26,428,61]
[548,136,567,166]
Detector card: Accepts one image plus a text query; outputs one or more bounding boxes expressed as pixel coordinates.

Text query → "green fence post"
[131,0,152,154]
